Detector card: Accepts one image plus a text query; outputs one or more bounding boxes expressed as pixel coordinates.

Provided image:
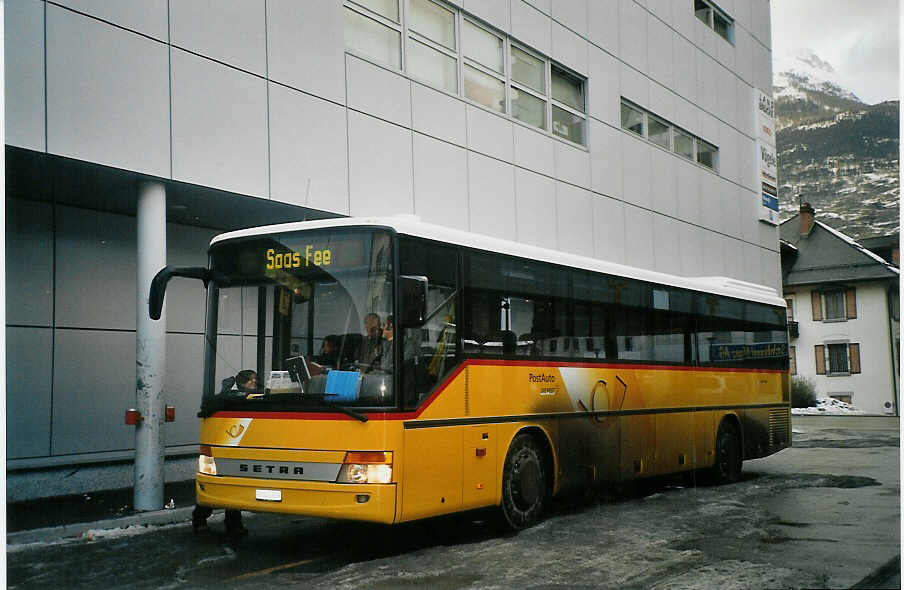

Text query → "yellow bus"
[150,216,790,531]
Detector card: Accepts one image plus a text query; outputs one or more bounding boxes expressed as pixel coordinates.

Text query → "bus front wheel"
[709,421,742,484]
[500,433,549,529]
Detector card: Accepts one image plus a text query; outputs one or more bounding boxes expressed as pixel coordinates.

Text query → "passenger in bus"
[235,369,257,392]
[379,315,394,372]
[317,334,340,367]
[361,312,386,372]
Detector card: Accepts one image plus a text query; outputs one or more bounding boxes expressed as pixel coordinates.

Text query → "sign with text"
[755,89,776,147]
[758,140,777,185]
[759,183,779,224]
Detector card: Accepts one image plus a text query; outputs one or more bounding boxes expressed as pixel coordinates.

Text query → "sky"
[771,0,900,104]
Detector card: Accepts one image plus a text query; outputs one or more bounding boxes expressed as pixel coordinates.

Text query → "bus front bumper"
[196,474,397,524]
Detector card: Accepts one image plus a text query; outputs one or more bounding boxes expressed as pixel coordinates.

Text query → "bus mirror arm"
[149,266,214,320]
[399,275,428,328]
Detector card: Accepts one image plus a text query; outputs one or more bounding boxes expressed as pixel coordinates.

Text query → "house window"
[829,393,852,405]
[816,342,861,376]
[694,0,734,44]
[785,298,794,321]
[827,343,849,373]
[812,288,857,321]
[790,346,797,375]
[823,291,845,320]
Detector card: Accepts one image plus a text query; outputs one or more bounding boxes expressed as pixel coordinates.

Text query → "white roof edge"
[815,220,900,274]
[211,216,787,307]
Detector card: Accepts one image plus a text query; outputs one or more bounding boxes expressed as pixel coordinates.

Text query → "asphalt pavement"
[7,416,900,589]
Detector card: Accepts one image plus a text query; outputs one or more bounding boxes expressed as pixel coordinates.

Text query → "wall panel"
[269,83,349,213]
[5,0,46,151]
[171,49,269,198]
[46,6,170,177]
[7,327,53,459]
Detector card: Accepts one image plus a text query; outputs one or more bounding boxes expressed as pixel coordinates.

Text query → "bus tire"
[500,433,549,530]
[708,421,742,484]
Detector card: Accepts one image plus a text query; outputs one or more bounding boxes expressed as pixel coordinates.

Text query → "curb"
[7,506,196,546]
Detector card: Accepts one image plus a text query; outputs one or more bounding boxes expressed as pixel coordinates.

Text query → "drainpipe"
[135,180,167,511]
[887,285,899,416]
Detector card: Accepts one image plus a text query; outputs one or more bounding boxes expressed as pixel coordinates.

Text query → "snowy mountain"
[773,49,899,240]
[773,48,861,104]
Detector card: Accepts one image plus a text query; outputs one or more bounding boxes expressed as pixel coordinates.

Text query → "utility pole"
[135,180,167,511]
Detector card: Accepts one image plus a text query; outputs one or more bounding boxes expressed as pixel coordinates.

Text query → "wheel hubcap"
[514,457,540,509]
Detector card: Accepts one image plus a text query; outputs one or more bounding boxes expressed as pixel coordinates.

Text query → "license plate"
[255,489,282,502]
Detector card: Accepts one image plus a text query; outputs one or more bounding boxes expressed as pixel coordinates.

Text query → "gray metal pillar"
[135,180,167,511]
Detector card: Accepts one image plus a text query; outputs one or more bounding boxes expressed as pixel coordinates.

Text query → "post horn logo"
[226,424,245,438]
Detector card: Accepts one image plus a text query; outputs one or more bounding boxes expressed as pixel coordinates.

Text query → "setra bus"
[149,215,790,530]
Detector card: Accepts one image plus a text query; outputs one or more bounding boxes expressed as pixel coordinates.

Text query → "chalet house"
[780,203,899,415]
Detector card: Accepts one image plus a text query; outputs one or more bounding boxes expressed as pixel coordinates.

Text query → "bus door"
[398,238,465,520]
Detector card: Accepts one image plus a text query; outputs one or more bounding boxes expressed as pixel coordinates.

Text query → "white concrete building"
[5,0,778,498]
[781,204,900,415]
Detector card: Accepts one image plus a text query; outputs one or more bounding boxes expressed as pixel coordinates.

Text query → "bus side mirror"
[149,266,212,320]
[399,275,428,328]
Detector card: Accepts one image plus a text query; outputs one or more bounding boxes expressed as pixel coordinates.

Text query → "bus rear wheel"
[500,433,549,530]
[709,421,742,484]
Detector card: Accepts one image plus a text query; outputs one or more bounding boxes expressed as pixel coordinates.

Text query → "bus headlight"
[336,451,393,484]
[198,445,217,476]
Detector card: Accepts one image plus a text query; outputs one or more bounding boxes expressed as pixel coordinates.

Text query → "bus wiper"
[298,393,368,422]
[327,403,368,422]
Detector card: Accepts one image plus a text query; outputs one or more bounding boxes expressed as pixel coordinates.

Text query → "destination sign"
[266,245,332,270]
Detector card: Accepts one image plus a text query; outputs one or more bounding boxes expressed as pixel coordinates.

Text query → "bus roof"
[210,215,786,308]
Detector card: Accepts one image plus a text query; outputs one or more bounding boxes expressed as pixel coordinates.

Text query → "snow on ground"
[792,397,866,416]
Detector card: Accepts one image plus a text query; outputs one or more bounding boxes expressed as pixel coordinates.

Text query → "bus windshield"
[201,228,395,414]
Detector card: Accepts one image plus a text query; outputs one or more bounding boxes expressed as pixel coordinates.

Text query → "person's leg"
[224,509,247,536]
[192,505,213,533]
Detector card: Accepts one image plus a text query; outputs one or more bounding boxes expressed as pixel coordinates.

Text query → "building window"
[790,346,797,375]
[344,4,402,69]
[511,45,547,129]
[829,393,852,404]
[648,116,670,150]
[550,65,586,144]
[620,100,717,171]
[785,298,794,322]
[813,288,856,321]
[694,0,734,44]
[407,0,458,92]
[823,291,844,320]
[674,129,695,160]
[827,343,849,373]
[409,0,455,49]
[621,102,644,136]
[345,1,587,146]
[696,139,718,169]
[357,0,400,21]
[815,342,861,376]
